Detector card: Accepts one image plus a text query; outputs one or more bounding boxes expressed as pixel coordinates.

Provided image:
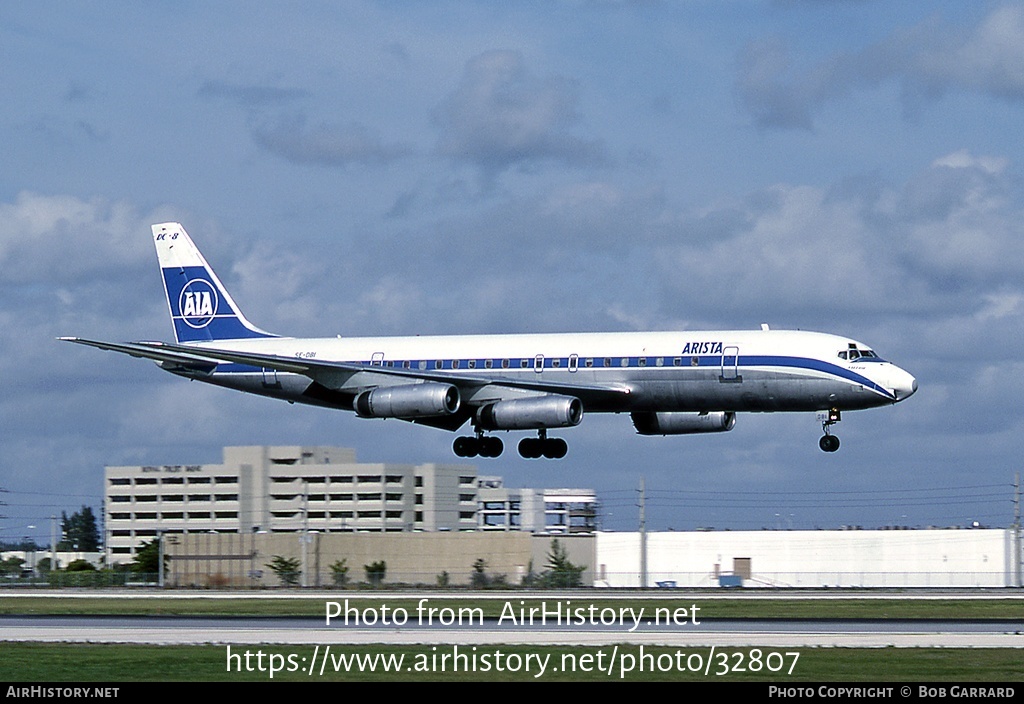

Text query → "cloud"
[736,4,1024,129]
[0,191,154,286]
[648,148,1024,338]
[434,50,608,180]
[252,114,413,167]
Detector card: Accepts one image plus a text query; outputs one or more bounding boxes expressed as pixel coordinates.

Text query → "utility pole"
[301,480,309,588]
[50,515,57,570]
[1014,472,1021,588]
[638,476,647,589]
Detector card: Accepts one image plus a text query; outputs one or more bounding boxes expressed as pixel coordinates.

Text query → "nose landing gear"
[818,408,841,453]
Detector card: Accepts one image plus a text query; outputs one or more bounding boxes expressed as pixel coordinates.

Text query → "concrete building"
[596,528,1019,588]
[164,531,596,587]
[476,477,598,533]
[105,445,478,561]
[162,527,1021,588]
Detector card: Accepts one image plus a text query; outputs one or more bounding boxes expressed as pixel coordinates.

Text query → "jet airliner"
[62,223,917,459]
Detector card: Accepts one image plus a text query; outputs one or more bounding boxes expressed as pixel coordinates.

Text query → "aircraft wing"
[60,337,633,406]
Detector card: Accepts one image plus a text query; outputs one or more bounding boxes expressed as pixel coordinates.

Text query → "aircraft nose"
[891,367,917,402]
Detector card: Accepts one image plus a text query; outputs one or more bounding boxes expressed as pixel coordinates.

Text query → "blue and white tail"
[153,222,277,343]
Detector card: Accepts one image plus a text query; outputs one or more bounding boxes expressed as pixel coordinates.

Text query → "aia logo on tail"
[178,279,219,328]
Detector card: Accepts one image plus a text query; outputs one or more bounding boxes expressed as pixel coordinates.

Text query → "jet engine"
[476,396,583,430]
[353,383,460,418]
[631,411,736,435]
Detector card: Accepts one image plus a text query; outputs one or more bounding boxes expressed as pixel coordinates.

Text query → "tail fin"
[153,222,277,343]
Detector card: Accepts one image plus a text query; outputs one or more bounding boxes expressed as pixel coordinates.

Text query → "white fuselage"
[180,328,916,415]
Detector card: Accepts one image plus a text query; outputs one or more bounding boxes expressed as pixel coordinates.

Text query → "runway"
[3,590,1023,648]
[2,615,1022,648]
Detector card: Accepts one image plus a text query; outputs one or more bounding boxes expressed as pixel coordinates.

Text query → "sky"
[2,1,1023,541]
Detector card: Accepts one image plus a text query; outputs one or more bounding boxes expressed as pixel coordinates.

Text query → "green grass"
[0,643,1021,682]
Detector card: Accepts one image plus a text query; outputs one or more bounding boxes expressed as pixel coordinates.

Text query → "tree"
[471,558,489,588]
[542,539,585,588]
[266,556,301,586]
[0,556,25,576]
[329,558,350,587]
[364,560,386,586]
[58,506,101,551]
[64,559,97,572]
[131,539,162,575]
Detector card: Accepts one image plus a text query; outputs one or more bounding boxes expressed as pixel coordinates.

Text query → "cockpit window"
[839,347,881,362]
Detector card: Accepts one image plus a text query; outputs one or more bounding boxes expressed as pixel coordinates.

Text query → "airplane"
[62,222,917,459]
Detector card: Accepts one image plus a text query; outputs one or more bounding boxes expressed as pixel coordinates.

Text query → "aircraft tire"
[819,435,840,453]
[453,436,478,457]
[518,438,541,459]
[543,438,568,459]
[481,436,503,458]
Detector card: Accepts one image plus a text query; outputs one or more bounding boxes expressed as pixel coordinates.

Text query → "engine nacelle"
[631,411,736,435]
[476,396,583,430]
[353,383,460,418]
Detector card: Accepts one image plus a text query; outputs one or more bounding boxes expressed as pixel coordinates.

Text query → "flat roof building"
[105,446,478,560]
[476,477,597,533]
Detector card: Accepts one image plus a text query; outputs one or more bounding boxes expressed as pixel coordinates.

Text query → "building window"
[214,476,236,484]
[357,475,381,483]
[459,511,476,520]
[109,478,130,486]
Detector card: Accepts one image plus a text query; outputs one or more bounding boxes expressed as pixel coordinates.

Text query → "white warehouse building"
[596,529,1018,588]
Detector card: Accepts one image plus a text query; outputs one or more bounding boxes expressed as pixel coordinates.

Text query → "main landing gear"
[452,429,569,459]
[518,429,568,459]
[453,431,503,458]
[818,408,841,453]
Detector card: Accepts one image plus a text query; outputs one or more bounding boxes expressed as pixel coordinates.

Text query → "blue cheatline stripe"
[203,353,894,399]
